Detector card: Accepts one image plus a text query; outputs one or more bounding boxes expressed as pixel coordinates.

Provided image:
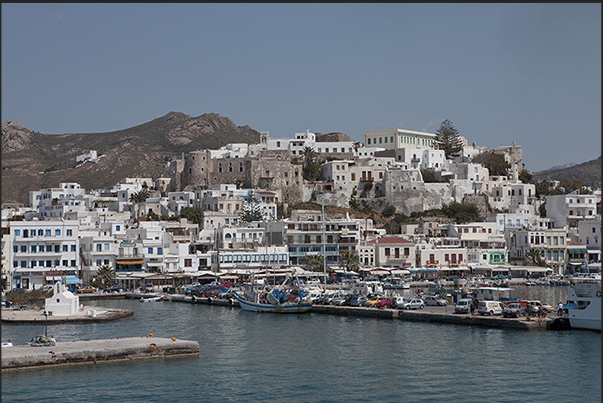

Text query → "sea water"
[2,287,601,403]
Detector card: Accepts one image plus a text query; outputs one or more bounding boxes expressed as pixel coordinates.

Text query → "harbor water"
[2,286,601,403]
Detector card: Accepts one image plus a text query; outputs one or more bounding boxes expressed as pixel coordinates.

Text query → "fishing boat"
[567,275,601,332]
[235,275,312,313]
[139,295,162,302]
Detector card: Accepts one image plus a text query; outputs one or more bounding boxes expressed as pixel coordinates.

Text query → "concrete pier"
[2,336,200,371]
[1,306,133,325]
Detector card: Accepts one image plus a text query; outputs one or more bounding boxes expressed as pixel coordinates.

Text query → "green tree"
[518,169,533,184]
[180,207,204,225]
[382,204,396,216]
[525,248,546,267]
[304,254,324,273]
[129,189,150,203]
[472,151,511,176]
[434,119,463,159]
[302,146,320,182]
[420,168,441,183]
[340,251,360,273]
[239,192,264,222]
[441,201,479,223]
[97,265,116,288]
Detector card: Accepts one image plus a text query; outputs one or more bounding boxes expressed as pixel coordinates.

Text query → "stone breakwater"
[1,306,133,324]
[2,336,200,371]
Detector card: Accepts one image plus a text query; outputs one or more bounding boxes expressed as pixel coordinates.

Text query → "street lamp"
[43,310,48,337]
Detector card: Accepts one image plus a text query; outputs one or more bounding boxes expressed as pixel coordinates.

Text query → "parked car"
[103,285,125,293]
[521,300,556,314]
[218,289,239,299]
[365,296,388,307]
[454,298,473,314]
[477,300,503,316]
[401,298,425,310]
[392,296,411,309]
[375,297,394,309]
[332,294,352,306]
[349,295,368,307]
[423,295,448,306]
[502,302,527,318]
[144,283,154,293]
[78,285,97,294]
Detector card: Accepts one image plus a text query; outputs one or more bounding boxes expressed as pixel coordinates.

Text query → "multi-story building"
[365,236,416,269]
[578,218,601,263]
[363,128,440,151]
[545,191,600,229]
[284,209,364,267]
[9,219,80,290]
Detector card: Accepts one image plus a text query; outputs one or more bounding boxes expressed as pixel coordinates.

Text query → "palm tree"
[304,254,324,273]
[525,248,546,267]
[340,251,360,273]
[97,265,116,287]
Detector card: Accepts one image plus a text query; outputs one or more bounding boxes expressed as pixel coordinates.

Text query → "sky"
[2,3,600,173]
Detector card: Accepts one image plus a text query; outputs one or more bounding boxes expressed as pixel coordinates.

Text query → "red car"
[375,297,393,309]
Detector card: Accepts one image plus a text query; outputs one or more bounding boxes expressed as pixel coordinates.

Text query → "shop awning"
[116,259,144,265]
[63,276,83,285]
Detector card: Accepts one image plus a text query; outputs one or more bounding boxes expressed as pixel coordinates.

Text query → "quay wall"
[2,337,199,371]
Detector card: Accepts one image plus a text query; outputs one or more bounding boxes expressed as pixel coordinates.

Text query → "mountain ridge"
[1,112,260,205]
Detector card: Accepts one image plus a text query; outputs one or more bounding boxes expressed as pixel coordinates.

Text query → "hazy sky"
[2,3,600,172]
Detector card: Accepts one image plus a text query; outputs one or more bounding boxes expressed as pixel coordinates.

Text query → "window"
[157,247,163,255]
[385,248,390,256]
[31,245,37,253]
[70,260,76,267]
[14,230,20,236]
[148,247,153,254]
[368,138,371,145]
[45,229,51,236]
[63,245,68,252]
[55,229,61,236]
[71,245,76,252]
[66,229,73,237]
[54,245,60,253]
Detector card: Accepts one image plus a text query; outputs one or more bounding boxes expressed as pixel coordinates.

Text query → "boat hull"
[567,277,601,332]
[235,295,312,313]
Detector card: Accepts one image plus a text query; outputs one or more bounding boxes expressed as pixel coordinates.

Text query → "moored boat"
[235,275,312,313]
[567,275,601,332]
[139,295,162,302]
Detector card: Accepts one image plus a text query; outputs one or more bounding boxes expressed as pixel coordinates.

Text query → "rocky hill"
[1,112,260,205]
[532,156,601,189]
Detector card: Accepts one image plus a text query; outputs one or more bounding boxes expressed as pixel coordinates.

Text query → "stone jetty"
[2,336,200,371]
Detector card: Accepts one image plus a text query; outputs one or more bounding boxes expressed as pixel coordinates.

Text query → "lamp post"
[43,310,48,337]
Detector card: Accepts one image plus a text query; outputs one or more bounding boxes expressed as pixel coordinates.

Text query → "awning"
[369,269,391,275]
[63,276,83,285]
[527,267,552,273]
[116,259,144,265]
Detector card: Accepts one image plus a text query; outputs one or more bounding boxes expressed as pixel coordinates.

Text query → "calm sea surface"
[2,286,601,403]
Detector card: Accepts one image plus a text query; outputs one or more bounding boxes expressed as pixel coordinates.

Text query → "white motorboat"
[139,295,162,302]
[567,275,601,332]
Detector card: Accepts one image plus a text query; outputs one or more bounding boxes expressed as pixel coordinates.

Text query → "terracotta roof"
[368,236,413,244]
[566,241,585,246]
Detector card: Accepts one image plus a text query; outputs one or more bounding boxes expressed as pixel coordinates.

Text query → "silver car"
[423,295,448,306]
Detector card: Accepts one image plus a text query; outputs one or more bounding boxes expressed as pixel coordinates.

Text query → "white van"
[454,298,473,314]
[477,300,503,316]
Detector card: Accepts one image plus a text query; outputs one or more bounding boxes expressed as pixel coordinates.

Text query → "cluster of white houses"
[1,127,600,291]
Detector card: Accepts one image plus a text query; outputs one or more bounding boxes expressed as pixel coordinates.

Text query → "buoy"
[171,337,176,341]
